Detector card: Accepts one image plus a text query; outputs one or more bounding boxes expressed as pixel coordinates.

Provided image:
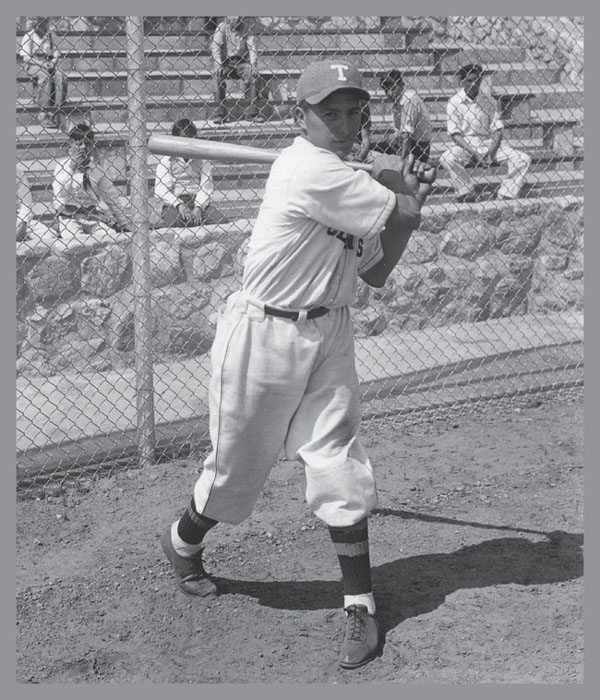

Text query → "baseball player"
[161,58,435,670]
[440,63,532,202]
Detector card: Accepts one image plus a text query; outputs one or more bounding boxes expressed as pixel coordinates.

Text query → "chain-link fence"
[15,15,584,494]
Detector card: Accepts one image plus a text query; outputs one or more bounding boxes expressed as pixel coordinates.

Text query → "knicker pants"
[192,291,377,528]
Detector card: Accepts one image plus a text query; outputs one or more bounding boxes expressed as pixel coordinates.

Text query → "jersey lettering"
[330,64,349,82]
[327,227,364,256]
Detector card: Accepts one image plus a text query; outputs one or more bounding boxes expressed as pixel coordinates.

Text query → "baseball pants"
[192,291,378,528]
[440,137,532,199]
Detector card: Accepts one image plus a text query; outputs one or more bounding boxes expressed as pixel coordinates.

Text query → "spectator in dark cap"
[51,123,131,254]
[440,62,531,202]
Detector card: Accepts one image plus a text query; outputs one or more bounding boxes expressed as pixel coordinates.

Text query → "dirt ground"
[16,390,584,684]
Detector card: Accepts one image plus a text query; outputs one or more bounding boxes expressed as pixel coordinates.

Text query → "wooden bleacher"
[16,23,584,222]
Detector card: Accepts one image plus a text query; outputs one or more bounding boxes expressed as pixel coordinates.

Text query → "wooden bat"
[147,134,373,172]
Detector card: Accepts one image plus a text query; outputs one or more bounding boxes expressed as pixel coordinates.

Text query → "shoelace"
[347,609,368,642]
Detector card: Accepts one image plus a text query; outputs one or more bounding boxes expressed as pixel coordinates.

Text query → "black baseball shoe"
[160,529,218,598]
[338,604,380,669]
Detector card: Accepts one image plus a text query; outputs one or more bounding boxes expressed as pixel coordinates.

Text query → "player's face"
[299,90,363,159]
[461,71,483,99]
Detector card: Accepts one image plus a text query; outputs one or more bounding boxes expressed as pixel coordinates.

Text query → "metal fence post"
[125,16,155,467]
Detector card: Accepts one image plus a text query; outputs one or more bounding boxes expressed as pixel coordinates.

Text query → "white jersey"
[242,136,396,309]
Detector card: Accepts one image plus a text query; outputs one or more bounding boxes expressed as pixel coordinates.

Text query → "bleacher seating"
[15,23,584,227]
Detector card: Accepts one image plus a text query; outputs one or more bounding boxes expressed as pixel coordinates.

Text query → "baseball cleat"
[338,604,380,669]
[160,529,218,598]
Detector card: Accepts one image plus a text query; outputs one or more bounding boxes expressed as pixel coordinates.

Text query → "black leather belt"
[264,305,329,321]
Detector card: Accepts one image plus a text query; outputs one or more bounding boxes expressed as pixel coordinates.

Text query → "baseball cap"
[296,59,370,105]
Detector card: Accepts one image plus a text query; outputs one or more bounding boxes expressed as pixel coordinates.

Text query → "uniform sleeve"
[154,157,179,207]
[357,233,383,274]
[292,157,395,240]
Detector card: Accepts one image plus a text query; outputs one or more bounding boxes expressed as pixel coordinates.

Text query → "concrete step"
[16,106,583,162]
[22,141,584,200]
[27,168,584,222]
[15,82,584,128]
[16,26,434,54]
[15,61,562,100]
[22,137,582,178]
[17,41,531,74]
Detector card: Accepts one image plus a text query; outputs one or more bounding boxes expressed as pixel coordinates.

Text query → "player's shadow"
[218,508,583,637]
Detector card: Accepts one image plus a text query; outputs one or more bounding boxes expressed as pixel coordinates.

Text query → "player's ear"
[294,103,307,132]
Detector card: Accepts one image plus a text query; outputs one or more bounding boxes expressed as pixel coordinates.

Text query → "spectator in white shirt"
[440,63,531,202]
[52,123,131,255]
[19,16,67,129]
[210,16,264,124]
[16,162,59,252]
[154,119,228,228]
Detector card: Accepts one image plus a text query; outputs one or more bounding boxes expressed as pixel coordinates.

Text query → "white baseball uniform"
[192,135,396,528]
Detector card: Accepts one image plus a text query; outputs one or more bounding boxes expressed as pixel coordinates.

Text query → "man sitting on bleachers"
[210,16,265,124]
[377,69,432,164]
[154,118,228,228]
[19,16,67,130]
[440,63,531,202]
[52,123,131,255]
[16,162,59,253]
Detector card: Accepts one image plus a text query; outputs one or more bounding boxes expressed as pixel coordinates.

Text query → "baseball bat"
[148,134,373,172]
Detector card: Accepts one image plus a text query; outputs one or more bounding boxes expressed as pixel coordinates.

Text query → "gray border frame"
[5,1,591,697]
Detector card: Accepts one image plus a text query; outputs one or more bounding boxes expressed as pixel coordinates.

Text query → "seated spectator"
[51,123,131,255]
[154,119,228,228]
[376,69,432,163]
[440,63,532,202]
[210,16,265,124]
[16,162,59,253]
[19,16,67,129]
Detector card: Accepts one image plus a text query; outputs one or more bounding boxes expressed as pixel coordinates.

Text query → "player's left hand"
[410,158,437,185]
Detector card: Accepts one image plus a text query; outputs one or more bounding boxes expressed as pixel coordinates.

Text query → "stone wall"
[16,202,583,379]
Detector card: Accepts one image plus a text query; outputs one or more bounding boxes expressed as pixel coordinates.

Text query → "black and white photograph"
[14,12,584,684]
